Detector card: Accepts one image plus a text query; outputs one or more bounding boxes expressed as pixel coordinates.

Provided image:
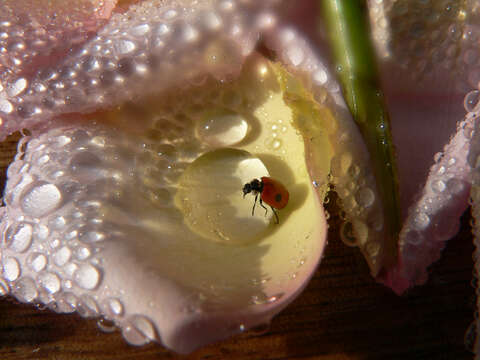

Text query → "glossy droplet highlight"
[21,182,62,218]
[122,315,156,346]
[3,257,20,281]
[6,223,33,253]
[106,298,124,316]
[74,263,101,290]
[196,111,248,147]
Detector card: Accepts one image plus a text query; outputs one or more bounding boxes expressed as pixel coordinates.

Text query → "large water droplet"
[196,110,248,147]
[122,315,156,345]
[21,182,62,218]
[3,257,20,281]
[6,223,33,253]
[74,263,101,290]
[37,272,61,294]
[176,149,271,245]
[14,277,37,303]
[464,90,480,112]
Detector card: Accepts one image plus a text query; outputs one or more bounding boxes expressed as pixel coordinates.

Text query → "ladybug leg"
[270,206,279,224]
[252,194,258,216]
[259,197,268,216]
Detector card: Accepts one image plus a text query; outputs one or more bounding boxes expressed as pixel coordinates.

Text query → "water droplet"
[74,263,101,290]
[340,222,356,246]
[464,90,480,112]
[53,246,72,266]
[37,272,61,294]
[6,223,32,253]
[79,231,105,243]
[313,68,328,85]
[431,179,446,193]
[106,298,124,316]
[131,24,150,36]
[447,178,465,194]
[122,315,156,345]
[286,46,304,66]
[404,230,424,246]
[74,246,91,260]
[437,166,446,175]
[355,187,375,208]
[412,212,430,230]
[21,183,62,218]
[0,99,13,114]
[13,277,37,303]
[7,78,27,97]
[78,295,99,318]
[196,111,248,147]
[28,253,47,272]
[3,257,20,281]
[97,318,117,333]
[114,39,136,55]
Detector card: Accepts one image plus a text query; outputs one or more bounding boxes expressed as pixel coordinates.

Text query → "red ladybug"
[242,176,289,224]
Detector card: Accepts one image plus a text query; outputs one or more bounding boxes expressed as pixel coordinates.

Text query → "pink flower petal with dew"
[368,0,479,292]
[0,0,117,86]
[0,0,329,353]
[0,0,280,139]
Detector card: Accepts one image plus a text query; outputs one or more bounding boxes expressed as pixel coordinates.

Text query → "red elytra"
[242,176,289,224]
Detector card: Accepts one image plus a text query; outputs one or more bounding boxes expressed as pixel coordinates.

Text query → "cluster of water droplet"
[0,125,158,346]
[369,0,480,90]
[0,0,280,140]
[398,113,474,282]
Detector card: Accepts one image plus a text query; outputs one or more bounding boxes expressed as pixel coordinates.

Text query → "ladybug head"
[243,179,262,197]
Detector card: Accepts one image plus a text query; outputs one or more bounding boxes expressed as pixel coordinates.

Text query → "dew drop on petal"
[464,90,480,113]
[74,263,101,290]
[28,252,47,272]
[106,298,124,316]
[97,318,117,333]
[37,272,61,294]
[122,315,156,345]
[412,212,430,231]
[431,179,446,193]
[6,223,33,253]
[53,246,72,266]
[21,183,62,218]
[196,111,248,147]
[114,39,136,55]
[13,277,37,303]
[3,257,20,281]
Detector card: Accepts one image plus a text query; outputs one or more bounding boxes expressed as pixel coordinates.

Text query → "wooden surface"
[0,134,476,360]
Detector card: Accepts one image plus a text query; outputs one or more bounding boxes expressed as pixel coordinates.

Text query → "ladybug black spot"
[275,193,282,203]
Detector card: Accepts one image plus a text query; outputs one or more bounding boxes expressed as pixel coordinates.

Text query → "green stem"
[320,0,401,263]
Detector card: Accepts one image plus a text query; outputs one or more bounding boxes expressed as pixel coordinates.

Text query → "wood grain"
[0,134,475,360]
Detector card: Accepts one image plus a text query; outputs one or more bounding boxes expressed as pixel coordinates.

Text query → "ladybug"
[242,176,289,224]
